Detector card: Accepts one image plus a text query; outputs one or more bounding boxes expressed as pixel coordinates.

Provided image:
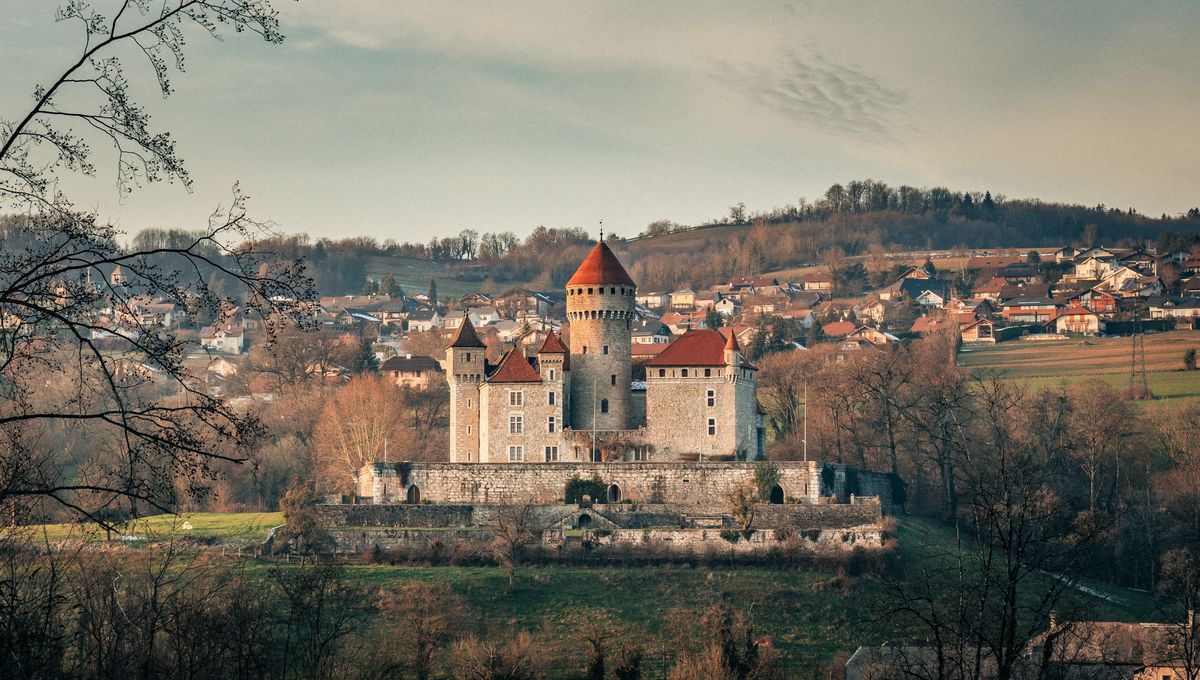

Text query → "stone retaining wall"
[356,461,899,512]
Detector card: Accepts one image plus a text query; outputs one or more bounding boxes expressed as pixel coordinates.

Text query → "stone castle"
[343,241,898,559]
[446,240,763,464]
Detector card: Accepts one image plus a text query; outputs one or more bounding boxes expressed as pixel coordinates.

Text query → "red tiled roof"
[566,241,636,287]
[486,348,542,383]
[538,330,568,354]
[801,271,832,282]
[446,317,485,348]
[645,329,727,367]
[822,321,856,337]
[631,343,667,356]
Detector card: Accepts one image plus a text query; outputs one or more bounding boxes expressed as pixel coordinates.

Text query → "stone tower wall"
[447,347,482,462]
[566,283,634,431]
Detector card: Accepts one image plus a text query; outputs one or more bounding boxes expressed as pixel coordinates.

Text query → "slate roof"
[380,355,443,372]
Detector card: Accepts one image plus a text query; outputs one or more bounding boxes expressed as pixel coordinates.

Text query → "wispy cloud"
[714,50,906,141]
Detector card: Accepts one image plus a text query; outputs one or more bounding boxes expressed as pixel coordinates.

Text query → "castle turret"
[446,318,485,462]
[565,241,635,432]
[723,327,741,367]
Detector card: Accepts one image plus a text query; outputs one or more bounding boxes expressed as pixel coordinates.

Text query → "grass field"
[17,511,1160,671]
[14,511,283,546]
[958,330,1200,405]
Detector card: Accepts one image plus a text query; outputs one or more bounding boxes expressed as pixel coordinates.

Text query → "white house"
[199,325,246,354]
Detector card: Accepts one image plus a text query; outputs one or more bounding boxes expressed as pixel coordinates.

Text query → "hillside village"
[131,242,1200,398]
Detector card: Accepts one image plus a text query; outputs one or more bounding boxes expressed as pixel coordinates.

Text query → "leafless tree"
[0,1,312,526]
[488,500,540,592]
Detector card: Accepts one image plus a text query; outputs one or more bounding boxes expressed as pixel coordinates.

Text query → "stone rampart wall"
[358,460,900,512]
[361,461,826,507]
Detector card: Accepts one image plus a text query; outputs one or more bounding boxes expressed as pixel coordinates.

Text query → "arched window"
[600,399,609,413]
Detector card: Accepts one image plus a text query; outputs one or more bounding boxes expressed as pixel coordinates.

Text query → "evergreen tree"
[704,307,723,331]
[427,278,438,303]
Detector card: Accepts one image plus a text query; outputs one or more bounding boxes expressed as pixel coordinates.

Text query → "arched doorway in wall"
[577,513,592,528]
[769,484,784,504]
[406,485,421,504]
[607,484,621,503]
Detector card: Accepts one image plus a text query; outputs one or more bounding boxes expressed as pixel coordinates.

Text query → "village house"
[800,271,833,292]
[1001,297,1059,324]
[405,308,442,332]
[199,324,246,354]
[669,288,696,309]
[1148,296,1200,319]
[1052,307,1101,335]
[635,291,669,308]
[381,353,444,389]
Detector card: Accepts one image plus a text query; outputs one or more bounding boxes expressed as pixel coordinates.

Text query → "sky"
[3,1,1199,242]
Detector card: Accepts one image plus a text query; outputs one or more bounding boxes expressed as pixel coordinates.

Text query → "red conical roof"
[723,327,740,352]
[566,241,636,287]
[538,330,568,354]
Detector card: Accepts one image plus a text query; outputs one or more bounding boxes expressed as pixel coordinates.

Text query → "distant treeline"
[257,179,1200,294]
[7,180,1199,296]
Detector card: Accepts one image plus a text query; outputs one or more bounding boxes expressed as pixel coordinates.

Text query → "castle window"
[509,390,523,406]
[588,287,593,294]
[681,369,688,377]
[658,369,665,378]
[610,374,616,386]
[544,446,559,462]
[548,391,556,406]
[549,368,556,380]
[467,425,472,434]
[705,368,712,377]
[465,352,472,362]
[509,415,523,434]
[508,445,524,461]
[600,399,609,414]
[707,418,716,436]
[467,398,472,407]
[582,346,588,354]
[707,389,715,407]
[548,416,556,433]
[633,447,648,461]
[603,345,609,355]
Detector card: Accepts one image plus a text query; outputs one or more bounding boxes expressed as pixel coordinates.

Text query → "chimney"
[406,353,412,360]
[1048,611,1058,630]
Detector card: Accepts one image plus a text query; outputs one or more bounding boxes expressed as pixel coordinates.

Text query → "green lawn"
[258,516,1158,671]
[16,512,1161,670]
[12,511,282,546]
[958,330,1200,406]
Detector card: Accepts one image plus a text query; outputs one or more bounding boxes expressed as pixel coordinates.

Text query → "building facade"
[447,241,763,464]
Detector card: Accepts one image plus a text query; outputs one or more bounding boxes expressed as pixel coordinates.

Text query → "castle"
[446,240,764,464]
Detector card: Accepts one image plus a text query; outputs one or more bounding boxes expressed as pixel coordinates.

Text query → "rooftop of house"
[380,354,443,373]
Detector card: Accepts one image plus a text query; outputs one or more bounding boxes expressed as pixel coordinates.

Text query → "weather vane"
[599,219,604,242]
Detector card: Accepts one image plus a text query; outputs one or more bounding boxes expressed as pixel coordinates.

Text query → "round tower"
[565,240,636,432]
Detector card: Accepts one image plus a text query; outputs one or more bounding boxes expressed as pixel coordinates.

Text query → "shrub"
[719,529,742,544]
[752,461,781,502]
[564,474,607,504]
